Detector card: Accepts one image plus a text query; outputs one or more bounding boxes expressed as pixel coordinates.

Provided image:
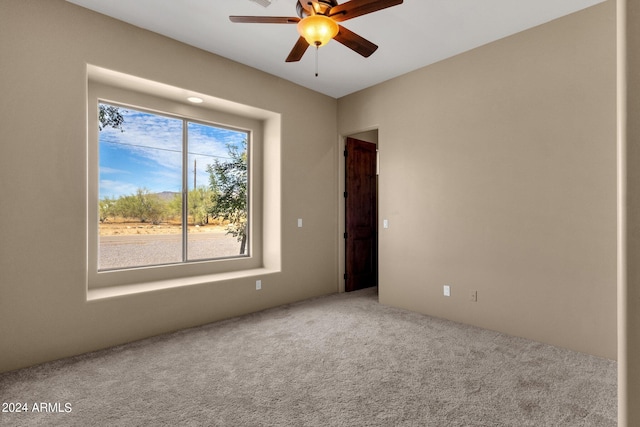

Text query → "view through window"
[98,102,249,271]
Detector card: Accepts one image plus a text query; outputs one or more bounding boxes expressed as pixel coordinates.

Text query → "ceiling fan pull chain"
[315,45,319,77]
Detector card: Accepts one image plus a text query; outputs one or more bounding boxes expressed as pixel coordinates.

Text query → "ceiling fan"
[230,0,404,63]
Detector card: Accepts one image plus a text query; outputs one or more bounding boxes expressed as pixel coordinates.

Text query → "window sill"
[86,267,277,301]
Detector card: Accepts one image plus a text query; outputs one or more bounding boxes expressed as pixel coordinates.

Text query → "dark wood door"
[345,137,377,292]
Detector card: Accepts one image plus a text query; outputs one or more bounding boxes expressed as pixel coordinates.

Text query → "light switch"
[297,218,303,227]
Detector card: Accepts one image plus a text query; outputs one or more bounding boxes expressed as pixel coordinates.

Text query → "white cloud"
[99,104,248,197]
[99,180,139,199]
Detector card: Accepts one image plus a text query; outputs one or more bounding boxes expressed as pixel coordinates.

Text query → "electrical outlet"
[443,285,451,297]
[470,291,477,302]
[256,280,262,290]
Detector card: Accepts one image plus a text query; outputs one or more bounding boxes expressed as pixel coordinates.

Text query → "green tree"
[167,193,183,221]
[98,104,125,224]
[98,104,125,131]
[99,196,117,223]
[163,189,215,225]
[189,186,215,226]
[115,188,165,224]
[207,141,248,254]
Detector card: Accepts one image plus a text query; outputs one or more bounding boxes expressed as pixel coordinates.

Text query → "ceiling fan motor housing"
[296,0,338,18]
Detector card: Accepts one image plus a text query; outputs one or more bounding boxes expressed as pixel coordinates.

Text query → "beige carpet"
[0,287,616,426]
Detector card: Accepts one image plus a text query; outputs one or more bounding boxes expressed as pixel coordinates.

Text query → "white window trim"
[86,65,281,299]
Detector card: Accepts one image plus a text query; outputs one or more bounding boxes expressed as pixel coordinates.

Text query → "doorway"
[344,135,378,292]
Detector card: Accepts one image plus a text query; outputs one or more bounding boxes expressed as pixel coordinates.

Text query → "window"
[98,102,249,271]
[86,66,281,294]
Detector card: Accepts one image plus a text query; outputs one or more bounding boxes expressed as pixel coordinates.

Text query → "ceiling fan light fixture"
[297,15,338,47]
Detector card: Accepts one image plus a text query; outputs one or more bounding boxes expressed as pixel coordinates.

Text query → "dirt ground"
[99,220,227,236]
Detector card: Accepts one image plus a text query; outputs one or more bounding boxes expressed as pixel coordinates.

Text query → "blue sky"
[99,104,247,199]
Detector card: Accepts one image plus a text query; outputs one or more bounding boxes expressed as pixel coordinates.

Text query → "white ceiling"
[67,0,605,98]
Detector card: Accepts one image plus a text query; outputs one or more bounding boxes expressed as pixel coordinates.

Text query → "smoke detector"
[249,0,272,7]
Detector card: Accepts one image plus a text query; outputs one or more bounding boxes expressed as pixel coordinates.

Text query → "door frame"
[337,129,379,293]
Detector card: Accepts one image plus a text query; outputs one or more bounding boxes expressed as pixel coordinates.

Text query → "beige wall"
[339,1,617,359]
[619,0,640,424]
[0,0,338,373]
[348,130,379,145]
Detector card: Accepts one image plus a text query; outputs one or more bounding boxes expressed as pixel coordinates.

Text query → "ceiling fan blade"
[286,37,310,62]
[329,0,403,22]
[229,16,300,24]
[334,25,378,57]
